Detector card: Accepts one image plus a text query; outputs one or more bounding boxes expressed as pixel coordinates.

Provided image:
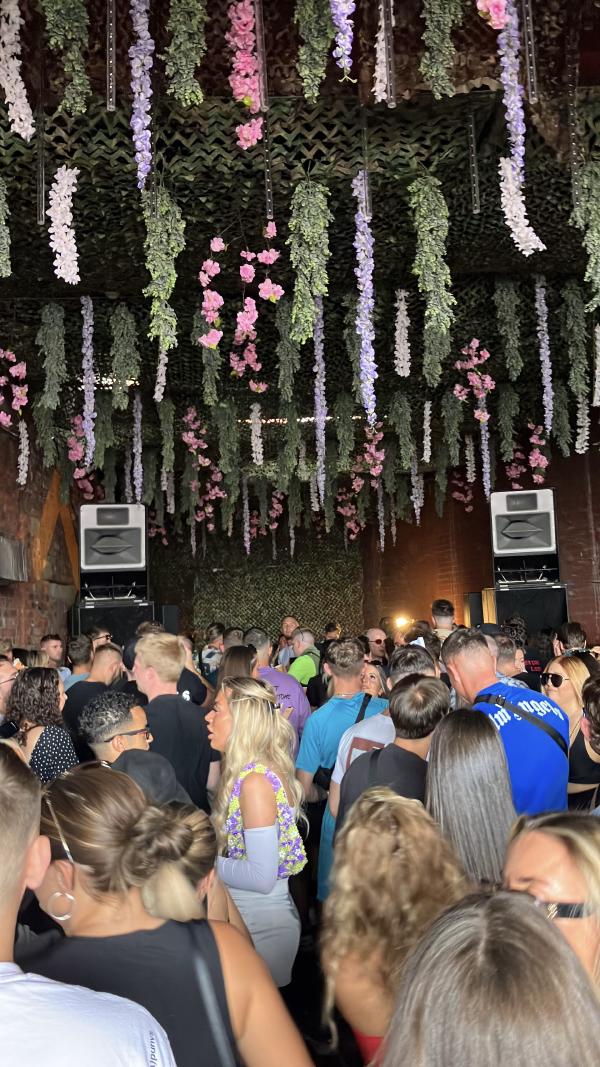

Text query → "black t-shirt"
[146,693,219,812]
[336,743,427,832]
[112,677,148,706]
[306,673,328,709]
[63,681,109,762]
[178,667,207,706]
[16,920,238,1067]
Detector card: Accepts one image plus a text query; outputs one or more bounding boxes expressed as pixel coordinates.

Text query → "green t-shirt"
[289,648,319,686]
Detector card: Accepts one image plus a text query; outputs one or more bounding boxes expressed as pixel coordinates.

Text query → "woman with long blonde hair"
[320,788,469,1063]
[206,676,307,987]
[541,650,600,807]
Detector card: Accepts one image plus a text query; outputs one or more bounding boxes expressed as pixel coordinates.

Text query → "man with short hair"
[77,691,152,763]
[288,629,320,687]
[84,625,113,652]
[365,627,388,665]
[39,634,70,683]
[431,599,455,641]
[223,627,244,650]
[63,634,94,692]
[493,633,528,688]
[277,616,300,668]
[442,628,569,814]
[553,620,588,657]
[243,626,310,748]
[134,633,219,812]
[296,638,388,900]
[0,747,176,1066]
[63,643,123,733]
[336,675,450,830]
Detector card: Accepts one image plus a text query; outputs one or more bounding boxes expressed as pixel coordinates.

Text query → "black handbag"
[314,693,372,791]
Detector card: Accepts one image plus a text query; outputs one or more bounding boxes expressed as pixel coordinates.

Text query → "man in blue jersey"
[442,628,568,815]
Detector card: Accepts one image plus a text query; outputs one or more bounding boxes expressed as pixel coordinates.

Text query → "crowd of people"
[2,601,600,1065]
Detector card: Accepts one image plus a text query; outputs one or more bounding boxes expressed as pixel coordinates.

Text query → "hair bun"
[117,806,195,884]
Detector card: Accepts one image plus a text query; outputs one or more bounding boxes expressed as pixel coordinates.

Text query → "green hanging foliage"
[497,385,520,462]
[256,478,268,529]
[494,279,522,381]
[58,443,72,504]
[419,0,463,100]
[295,0,334,103]
[159,398,175,473]
[40,0,91,115]
[94,393,115,471]
[388,394,413,470]
[334,392,355,470]
[408,174,455,386]
[215,401,240,477]
[562,280,589,398]
[287,179,332,344]
[33,400,57,468]
[36,303,66,410]
[572,161,600,314]
[324,440,336,532]
[103,449,117,502]
[110,304,140,411]
[143,449,158,506]
[279,402,301,487]
[276,299,301,405]
[396,476,412,523]
[0,179,10,277]
[552,381,572,458]
[163,0,207,107]
[288,477,302,530]
[343,294,361,403]
[434,443,449,517]
[441,391,463,468]
[383,437,398,497]
[142,187,186,355]
[192,308,222,407]
[356,482,369,527]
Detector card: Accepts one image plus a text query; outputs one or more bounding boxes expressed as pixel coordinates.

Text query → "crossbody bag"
[313,693,372,792]
[476,692,568,759]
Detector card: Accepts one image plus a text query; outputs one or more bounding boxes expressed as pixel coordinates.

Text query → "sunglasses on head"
[540,672,567,688]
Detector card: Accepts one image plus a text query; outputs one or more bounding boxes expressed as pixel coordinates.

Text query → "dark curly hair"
[7,667,63,741]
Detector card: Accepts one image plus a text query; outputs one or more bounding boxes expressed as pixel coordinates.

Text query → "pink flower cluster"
[182,407,211,466]
[182,407,226,533]
[454,338,496,422]
[226,0,264,150]
[198,239,226,349]
[476,0,509,31]
[336,488,362,539]
[148,520,168,546]
[67,415,96,500]
[527,423,549,485]
[269,489,285,531]
[0,348,28,429]
[229,224,284,390]
[505,449,527,489]
[451,473,474,513]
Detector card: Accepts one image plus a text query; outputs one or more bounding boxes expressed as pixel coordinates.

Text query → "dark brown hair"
[7,667,62,741]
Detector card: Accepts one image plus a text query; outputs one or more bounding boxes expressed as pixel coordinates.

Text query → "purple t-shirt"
[259,666,311,749]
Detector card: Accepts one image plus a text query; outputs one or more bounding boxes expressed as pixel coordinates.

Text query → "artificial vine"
[142,186,186,375]
[342,293,361,403]
[287,179,332,344]
[159,396,175,474]
[419,0,463,100]
[110,303,140,410]
[383,437,398,497]
[572,161,600,314]
[142,448,158,506]
[276,299,301,404]
[388,393,413,470]
[434,443,449,518]
[562,280,588,399]
[497,385,519,462]
[552,381,572,458]
[36,303,66,410]
[163,0,207,107]
[103,449,117,502]
[0,178,10,277]
[215,400,240,528]
[441,390,463,468]
[334,391,355,470]
[295,0,334,103]
[192,308,222,407]
[39,0,90,115]
[408,173,455,386]
[32,399,57,468]
[494,279,522,381]
[93,393,115,471]
[279,401,301,486]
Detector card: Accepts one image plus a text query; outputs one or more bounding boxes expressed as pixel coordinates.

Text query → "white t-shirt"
[332,712,395,784]
[0,963,176,1066]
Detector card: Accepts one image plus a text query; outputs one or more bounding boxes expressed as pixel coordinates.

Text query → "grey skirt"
[229,878,300,987]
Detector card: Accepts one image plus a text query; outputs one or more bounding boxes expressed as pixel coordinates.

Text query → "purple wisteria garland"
[124,444,133,502]
[313,294,327,505]
[249,402,263,466]
[242,474,251,555]
[129,0,154,189]
[393,289,411,376]
[330,0,355,78]
[465,434,476,483]
[410,453,424,526]
[376,481,385,551]
[132,390,143,501]
[422,400,432,463]
[352,169,378,426]
[480,416,492,499]
[534,276,553,434]
[593,325,600,408]
[17,419,29,486]
[80,296,95,466]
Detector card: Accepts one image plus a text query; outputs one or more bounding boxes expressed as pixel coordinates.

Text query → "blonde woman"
[321,789,469,1063]
[505,811,600,987]
[206,677,307,987]
[541,650,600,807]
[18,763,312,1067]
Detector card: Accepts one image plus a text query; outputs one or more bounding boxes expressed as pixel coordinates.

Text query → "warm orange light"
[395,615,409,629]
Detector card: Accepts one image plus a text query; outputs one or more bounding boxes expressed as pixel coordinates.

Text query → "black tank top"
[568,729,600,809]
[16,919,239,1067]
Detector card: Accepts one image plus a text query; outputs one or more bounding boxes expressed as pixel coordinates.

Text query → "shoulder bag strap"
[355,693,372,724]
[367,746,382,788]
[189,925,238,1067]
[476,692,568,759]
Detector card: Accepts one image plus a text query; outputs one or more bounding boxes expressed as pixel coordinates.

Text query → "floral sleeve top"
[225,761,306,878]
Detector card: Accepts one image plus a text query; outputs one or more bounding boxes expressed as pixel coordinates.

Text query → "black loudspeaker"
[464,593,484,628]
[494,584,568,636]
[160,605,180,635]
[70,600,155,646]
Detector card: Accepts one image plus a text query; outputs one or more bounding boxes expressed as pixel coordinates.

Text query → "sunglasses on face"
[535,900,586,920]
[541,672,568,688]
[370,638,385,645]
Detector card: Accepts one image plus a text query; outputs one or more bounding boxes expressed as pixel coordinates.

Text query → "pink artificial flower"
[199,329,223,349]
[73,467,87,479]
[0,376,6,386]
[202,289,224,312]
[249,379,268,393]
[2,349,15,363]
[474,408,490,423]
[257,248,280,265]
[198,272,210,288]
[240,250,257,261]
[236,117,263,150]
[9,361,26,380]
[532,473,546,485]
[201,259,220,278]
[243,342,261,370]
[11,385,28,410]
[529,449,549,469]
[264,221,276,238]
[240,264,255,283]
[0,411,12,428]
[453,384,469,402]
[258,278,284,302]
[210,237,226,252]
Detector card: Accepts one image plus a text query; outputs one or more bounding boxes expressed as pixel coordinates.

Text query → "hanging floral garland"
[93,393,115,472]
[329,0,355,79]
[388,393,413,470]
[593,325,600,408]
[159,396,175,480]
[36,304,66,411]
[142,186,186,402]
[163,0,207,107]
[505,445,527,490]
[295,0,334,103]
[552,382,572,458]
[279,401,300,487]
[196,234,226,403]
[493,279,522,380]
[441,391,463,468]
[527,423,550,482]
[451,472,474,513]
[408,173,455,386]
[313,295,327,504]
[575,397,591,456]
[498,384,519,462]
[16,418,29,486]
[476,0,509,30]
[242,474,251,554]
[464,435,476,484]
[110,304,140,411]
[33,400,56,469]
[572,163,600,314]
[80,297,95,467]
[352,170,378,426]
[67,415,96,500]
[336,487,361,540]
[0,346,27,455]
[123,444,133,503]
[420,0,463,100]
[562,280,588,400]
[334,391,355,470]
[0,0,35,140]
[376,482,385,552]
[132,391,143,502]
[534,277,553,435]
[372,0,395,103]
[129,0,154,188]
[343,293,361,404]
[287,179,332,345]
[277,298,301,404]
[422,401,432,464]
[410,453,424,525]
[249,402,264,466]
[0,178,10,278]
[226,0,263,150]
[47,166,80,285]
[39,0,90,115]
[230,222,283,392]
[393,289,411,377]
[454,338,496,499]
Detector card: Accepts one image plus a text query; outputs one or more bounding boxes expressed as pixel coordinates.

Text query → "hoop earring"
[47,890,75,923]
